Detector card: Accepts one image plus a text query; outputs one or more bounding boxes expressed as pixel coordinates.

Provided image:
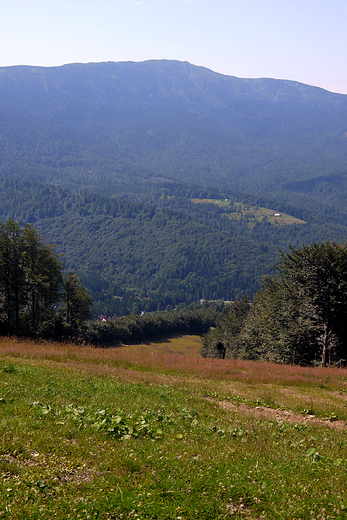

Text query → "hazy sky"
[1,0,347,94]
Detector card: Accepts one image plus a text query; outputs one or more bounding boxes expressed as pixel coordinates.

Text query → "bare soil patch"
[210,399,347,431]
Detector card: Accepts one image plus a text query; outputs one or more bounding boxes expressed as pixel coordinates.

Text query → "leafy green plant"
[306,447,322,461]
[2,363,16,374]
[32,403,204,442]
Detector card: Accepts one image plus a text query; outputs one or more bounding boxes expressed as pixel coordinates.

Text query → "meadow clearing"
[0,335,346,519]
[190,199,306,227]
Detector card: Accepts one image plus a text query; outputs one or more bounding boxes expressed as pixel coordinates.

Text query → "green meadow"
[0,336,346,519]
[191,199,306,226]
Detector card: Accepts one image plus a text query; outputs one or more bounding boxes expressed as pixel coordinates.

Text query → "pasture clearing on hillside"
[191,198,307,226]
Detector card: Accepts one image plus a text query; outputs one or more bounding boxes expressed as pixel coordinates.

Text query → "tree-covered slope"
[1,178,347,316]
[1,60,347,213]
[2,58,347,315]
[0,178,278,315]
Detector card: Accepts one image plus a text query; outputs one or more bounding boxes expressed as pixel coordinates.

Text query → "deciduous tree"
[63,272,92,334]
[203,241,347,366]
[243,241,347,365]
[278,241,347,365]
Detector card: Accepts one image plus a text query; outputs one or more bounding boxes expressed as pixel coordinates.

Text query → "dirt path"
[209,398,347,431]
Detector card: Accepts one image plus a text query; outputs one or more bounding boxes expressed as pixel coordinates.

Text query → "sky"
[1,0,347,94]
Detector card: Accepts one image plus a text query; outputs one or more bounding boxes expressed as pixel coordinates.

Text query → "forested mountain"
[1,60,347,316]
[1,60,347,216]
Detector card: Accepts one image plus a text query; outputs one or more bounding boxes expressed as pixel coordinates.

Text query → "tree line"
[82,304,222,346]
[0,219,92,339]
[201,240,347,366]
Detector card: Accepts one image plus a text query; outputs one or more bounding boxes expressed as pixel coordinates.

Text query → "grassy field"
[190,199,306,227]
[0,336,347,519]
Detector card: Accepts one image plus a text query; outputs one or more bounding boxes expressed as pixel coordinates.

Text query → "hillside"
[1,177,347,316]
[1,60,347,216]
[2,61,347,314]
[0,178,277,315]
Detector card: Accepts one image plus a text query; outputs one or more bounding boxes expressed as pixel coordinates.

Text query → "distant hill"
[1,60,347,215]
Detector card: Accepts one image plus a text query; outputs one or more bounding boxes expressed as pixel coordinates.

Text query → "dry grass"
[2,335,346,386]
[2,335,347,422]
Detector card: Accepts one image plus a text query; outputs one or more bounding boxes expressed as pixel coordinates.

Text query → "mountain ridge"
[1,59,345,103]
[1,59,347,205]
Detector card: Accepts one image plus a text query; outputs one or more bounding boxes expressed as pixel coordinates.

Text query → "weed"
[2,362,16,374]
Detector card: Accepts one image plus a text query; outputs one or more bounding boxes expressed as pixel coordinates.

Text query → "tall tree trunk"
[322,319,330,367]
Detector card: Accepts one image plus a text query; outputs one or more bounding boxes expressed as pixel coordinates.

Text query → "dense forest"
[0,178,278,314]
[0,218,223,343]
[1,177,347,316]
